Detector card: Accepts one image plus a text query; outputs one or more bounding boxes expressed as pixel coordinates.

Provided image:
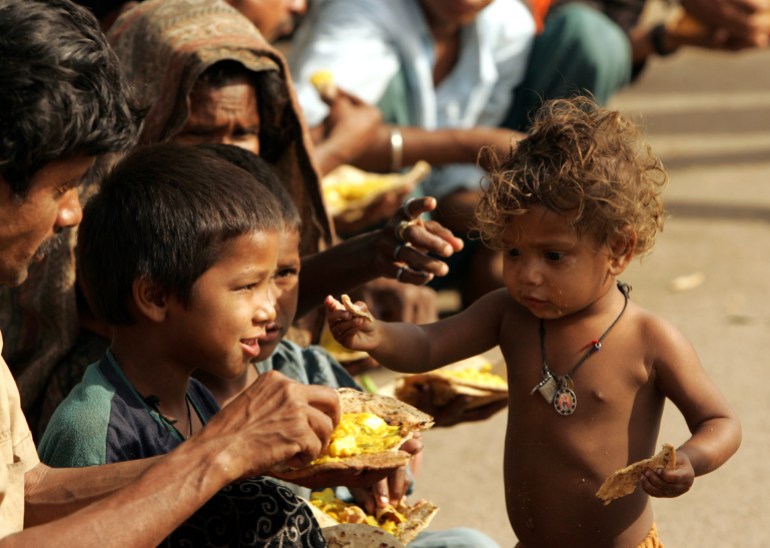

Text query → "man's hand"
[680,0,770,47]
[377,196,464,286]
[198,371,340,481]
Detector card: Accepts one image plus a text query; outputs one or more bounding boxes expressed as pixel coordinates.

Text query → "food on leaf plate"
[393,355,509,414]
[272,388,434,481]
[322,162,431,222]
[310,488,438,545]
[596,443,676,505]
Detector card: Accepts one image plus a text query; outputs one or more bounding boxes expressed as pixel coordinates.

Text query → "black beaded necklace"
[531,282,630,416]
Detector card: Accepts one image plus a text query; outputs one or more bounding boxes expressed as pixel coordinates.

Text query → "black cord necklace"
[531,282,630,416]
[146,395,193,439]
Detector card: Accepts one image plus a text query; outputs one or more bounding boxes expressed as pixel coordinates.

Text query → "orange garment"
[530,0,553,32]
[515,523,663,548]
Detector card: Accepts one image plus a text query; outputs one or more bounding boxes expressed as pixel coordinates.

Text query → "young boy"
[37,143,284,465]
[325,97,742,547]
[194,145,501,548]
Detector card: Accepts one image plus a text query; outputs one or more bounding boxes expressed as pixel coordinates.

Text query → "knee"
[543,4,632,97]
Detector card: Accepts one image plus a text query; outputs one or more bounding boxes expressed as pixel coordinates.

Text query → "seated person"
[510,0,770,128]
[194,144,503,547]
[31,0,462,435]
[290,0,536,306]
[36,143,371,545]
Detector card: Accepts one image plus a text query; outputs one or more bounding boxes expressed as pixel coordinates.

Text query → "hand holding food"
[271,388,433,486]
[596,443,676,505]
[311,69,338,102]
[325,294,380,353]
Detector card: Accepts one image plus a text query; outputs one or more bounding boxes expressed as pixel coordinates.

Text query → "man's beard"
[35,228,70,259]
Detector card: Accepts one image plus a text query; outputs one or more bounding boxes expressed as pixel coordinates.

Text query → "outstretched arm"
[298,197,463,318]
[640,317,741,499]
[324,288,507,374]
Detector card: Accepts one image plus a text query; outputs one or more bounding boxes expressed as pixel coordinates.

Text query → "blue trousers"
[504,3,633,131]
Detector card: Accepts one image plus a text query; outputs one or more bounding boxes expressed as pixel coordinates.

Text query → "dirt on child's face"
[501,206,616,319]
[163,230,280,377]
[256,229,301,361]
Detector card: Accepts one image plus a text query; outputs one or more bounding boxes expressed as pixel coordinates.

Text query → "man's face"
[226,0,309,42]
[419,0,494,28]
[0,156,92,286]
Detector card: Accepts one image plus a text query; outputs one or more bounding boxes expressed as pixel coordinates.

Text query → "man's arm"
[8,371,339,547]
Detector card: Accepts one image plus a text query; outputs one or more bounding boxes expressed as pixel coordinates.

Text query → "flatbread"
[322,162,431,221]
[596,443,676,505]
[272,388,434,481]
[395,356,508,412]
[322,524,405,548]
[309,492,438,545]
[341,294,374,323]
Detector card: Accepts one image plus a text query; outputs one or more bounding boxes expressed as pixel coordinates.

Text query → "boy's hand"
[350,436,423,514]
[325,294,380,351]
[640,450,695,498]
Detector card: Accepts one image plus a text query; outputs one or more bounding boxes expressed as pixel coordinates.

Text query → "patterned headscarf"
[109,0,333,256]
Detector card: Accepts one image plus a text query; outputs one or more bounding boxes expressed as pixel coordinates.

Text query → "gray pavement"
[367,47,770,546]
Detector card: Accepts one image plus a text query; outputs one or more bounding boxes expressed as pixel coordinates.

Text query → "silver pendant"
[552,386,577,415]
[531,372,557,403]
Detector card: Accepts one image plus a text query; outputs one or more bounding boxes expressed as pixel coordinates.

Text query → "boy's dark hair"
[197,143,301,232]
[77,143,283,325]
[193,61,293,164]
[0,0,143,196]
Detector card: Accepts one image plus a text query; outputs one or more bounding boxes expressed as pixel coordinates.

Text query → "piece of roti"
[596,443,677,505]
[341,294,374,323]
[272,388,434,481]
[309,489,439,545]
[322,524,405,548]
[395,355,508,412]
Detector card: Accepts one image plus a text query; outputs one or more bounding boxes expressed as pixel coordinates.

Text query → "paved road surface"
[368,46,770,546]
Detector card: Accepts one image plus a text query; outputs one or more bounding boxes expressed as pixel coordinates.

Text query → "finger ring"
[396,266,407,282]
[396,219,415,242]
[393,243,405,261]
[401,197,417,218]
[393,242,412,261]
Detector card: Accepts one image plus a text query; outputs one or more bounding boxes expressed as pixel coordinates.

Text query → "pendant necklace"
[531,282,630,416]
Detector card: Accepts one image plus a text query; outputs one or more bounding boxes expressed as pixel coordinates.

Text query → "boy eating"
[325,97,741,547]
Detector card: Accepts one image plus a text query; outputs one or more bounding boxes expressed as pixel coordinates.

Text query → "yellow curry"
[312,412,403,464]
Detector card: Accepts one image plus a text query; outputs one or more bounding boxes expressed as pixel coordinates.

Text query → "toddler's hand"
[324,295,380,351]
[640,450,694,498]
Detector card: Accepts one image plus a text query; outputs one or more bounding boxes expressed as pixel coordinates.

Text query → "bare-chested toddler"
[325,97,741,548]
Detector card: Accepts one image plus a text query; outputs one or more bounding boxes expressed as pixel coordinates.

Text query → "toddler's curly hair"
[475,97,667,257]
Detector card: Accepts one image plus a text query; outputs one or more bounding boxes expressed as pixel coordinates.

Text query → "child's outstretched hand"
[640,450,695,498]
[325,294,380,352]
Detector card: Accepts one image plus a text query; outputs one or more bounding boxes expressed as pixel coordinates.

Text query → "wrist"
[389,127,404,172]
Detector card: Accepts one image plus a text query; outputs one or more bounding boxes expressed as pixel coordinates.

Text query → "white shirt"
[290,0,535,196]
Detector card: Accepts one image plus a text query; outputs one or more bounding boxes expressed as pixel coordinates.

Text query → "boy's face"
[502,206,622,319]
[256,228,300,361]
[0,156,91,287]
[163,230,280,377]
